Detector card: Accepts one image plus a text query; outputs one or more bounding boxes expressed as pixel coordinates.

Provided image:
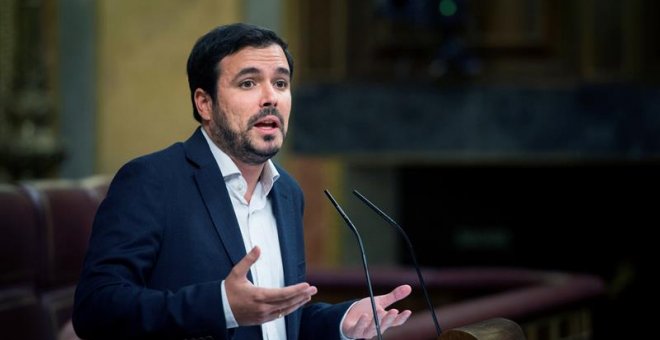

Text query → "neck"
[231,156,265,203]
[201,124,268,202]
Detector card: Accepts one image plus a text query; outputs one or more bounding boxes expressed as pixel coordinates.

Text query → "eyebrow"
[275,67,291,77]
[232,66,290,82]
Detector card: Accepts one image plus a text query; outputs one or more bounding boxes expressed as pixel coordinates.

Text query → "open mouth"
[253,116,282,130]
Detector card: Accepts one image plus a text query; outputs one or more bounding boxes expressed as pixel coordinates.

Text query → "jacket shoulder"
[274,165,302,194]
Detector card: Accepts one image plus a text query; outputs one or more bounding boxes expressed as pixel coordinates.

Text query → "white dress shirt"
[202,129,286,340]
[202,128,355,340]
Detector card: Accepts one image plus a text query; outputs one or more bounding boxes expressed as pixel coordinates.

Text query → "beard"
[208,105,286,165]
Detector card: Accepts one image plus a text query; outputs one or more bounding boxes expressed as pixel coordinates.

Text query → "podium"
[438,318,525,340]
[307,267,604,339]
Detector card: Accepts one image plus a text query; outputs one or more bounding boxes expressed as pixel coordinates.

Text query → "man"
[73,23,411,339]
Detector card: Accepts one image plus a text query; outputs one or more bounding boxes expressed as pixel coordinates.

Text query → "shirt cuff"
[338,301,359,340]
[221,280,239,328]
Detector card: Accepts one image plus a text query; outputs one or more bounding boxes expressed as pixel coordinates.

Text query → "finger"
[378,309,399,332]
[254,283,317,304]
[389,310,412,328]
[230,246,261,279]
[349,313,372,338]
[375,284,412,308]
[243,287,314,325]
[268,286,314,318]
[278,292,313,317]
[361,309,389,339]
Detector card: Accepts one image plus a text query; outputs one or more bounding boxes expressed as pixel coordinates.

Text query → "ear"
[194,88,213,122]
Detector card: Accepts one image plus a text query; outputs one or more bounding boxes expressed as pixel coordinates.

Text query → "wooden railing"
[307,267,605,340]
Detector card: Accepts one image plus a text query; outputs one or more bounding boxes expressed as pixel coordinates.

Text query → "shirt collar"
[201,127,280,193]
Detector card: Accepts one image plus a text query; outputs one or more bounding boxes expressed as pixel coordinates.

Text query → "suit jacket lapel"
[185,128,247,267]
[186,128,301,338]
[271,183,302,340]
[271,184,297,286]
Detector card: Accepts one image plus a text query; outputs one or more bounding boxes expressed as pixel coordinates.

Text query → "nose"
[260,84,278,108]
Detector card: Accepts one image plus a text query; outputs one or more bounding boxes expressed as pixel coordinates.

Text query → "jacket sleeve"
[72,159,229,339]
[299,301,356,340]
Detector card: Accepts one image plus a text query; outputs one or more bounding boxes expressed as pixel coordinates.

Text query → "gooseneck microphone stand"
[324,190,383,340]
[353,189,442,337]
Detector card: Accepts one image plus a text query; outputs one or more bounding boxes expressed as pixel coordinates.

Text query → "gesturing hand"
[225,246,318,325]
[341,285,412,339]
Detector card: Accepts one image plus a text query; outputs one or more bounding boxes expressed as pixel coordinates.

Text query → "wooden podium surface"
[438,318,525,340]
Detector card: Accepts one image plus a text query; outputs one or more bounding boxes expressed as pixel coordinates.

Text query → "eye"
[274,80,289,89]
[239,80,256,89]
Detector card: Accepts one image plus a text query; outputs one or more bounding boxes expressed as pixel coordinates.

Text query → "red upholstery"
[0,185,39,285]
[0,288,51,340]
[41,286,78,337]
[0,185,49,340]
[21,181,100,289]
[0,178,108,340]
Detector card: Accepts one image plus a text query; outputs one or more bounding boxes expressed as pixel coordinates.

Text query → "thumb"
[376,284,412,308]
[230,246,261,279]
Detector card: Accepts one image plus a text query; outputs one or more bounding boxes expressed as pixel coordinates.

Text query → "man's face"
[206,44,291,165]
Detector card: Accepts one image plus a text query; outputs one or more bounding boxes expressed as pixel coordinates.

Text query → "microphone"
[323,190,383,340]
[353,189,443,336]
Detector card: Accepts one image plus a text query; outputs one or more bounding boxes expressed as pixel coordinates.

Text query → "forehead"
[219,44,289,75]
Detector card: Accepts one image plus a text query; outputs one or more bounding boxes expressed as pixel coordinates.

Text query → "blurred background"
[1,0,658,338]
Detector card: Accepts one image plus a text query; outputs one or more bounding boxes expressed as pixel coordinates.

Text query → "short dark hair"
[186,23,294,122]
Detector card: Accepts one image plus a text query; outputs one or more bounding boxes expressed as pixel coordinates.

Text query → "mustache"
[247,107,285,130]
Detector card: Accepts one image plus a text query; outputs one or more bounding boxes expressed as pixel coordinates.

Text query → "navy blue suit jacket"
[73,128,352,339]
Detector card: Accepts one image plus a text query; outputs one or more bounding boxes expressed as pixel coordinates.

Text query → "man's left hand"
[341,284,412,339]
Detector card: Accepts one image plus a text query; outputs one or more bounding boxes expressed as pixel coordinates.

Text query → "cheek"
[217,92,255,128]
[279,111,291,132]
[279,98,292,126]
[218,105,247,130]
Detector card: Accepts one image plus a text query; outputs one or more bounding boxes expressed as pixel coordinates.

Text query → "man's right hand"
[225,246,317,326]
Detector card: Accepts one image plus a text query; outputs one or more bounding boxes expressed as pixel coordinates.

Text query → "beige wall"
[96,0,242,174]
